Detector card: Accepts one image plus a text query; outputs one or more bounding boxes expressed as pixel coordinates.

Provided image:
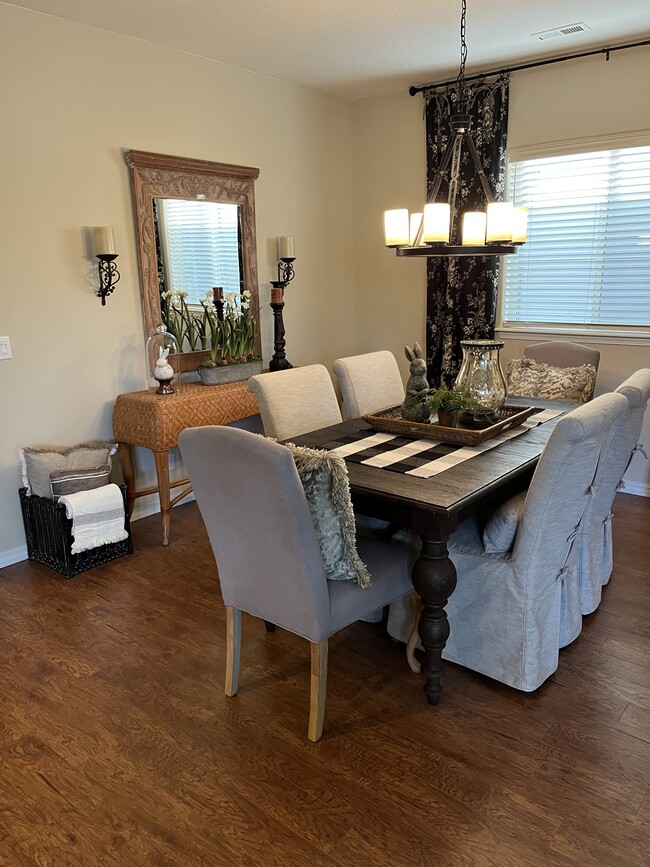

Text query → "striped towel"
[58,483,128,554]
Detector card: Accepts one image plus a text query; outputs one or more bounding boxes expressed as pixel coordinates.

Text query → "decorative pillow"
[506,357,597,403]
[284,442,371,587]
[49,463,112,501]
[19,442,117,498]
[483,491,527,554]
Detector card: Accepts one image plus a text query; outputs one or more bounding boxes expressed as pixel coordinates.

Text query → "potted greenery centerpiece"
[196,290,262,385]
[424,385,482,428]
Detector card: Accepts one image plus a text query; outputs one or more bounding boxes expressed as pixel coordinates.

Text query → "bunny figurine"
[401,342,430,419]
[154,347,175,394]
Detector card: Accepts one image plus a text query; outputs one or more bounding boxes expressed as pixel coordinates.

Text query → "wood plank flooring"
[0,494,648,866]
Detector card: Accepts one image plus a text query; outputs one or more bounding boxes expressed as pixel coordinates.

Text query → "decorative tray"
[362,404,537,447]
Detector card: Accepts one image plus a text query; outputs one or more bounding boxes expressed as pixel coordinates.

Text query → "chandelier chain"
[455,0,468,110]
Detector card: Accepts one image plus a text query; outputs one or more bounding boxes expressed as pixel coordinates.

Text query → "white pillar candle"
[422,203,450,244]
[94,226,116,255]
[486,203,514,243]
[462,212,487,246]
[278,236,295,259]
[512,207,529,244]
[384,209,409,247]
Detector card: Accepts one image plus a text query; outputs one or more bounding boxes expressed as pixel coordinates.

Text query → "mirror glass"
[125,150,261,373]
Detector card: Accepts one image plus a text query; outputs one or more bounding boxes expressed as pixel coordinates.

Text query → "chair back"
[523,340,600,372]
[178,426,331,639]
[333,351,405,420]
[512,393,628,569]
[248,365,342,440]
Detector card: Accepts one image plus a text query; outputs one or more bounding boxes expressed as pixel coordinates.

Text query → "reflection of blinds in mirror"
[158,199,242,305]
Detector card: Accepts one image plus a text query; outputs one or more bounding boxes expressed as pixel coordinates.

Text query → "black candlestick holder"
[269,257,296,372]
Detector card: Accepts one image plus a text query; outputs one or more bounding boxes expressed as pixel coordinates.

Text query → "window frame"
[497,131,650,346]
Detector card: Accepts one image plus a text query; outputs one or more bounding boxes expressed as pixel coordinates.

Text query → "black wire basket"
[19,485,133,579]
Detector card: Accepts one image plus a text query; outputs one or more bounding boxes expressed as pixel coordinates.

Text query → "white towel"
[59,483,129,554]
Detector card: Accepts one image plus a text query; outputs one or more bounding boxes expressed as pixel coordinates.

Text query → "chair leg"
[308,640,328,742]
[225,606,242,697]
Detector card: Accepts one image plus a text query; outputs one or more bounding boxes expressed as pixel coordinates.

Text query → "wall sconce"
[94,226,120,306]
[269,236,296,372]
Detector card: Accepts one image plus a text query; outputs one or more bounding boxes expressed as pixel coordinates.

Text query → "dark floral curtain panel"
[425,76,509,386]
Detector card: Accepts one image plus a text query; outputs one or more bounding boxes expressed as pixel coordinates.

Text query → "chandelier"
[384,0,527,258]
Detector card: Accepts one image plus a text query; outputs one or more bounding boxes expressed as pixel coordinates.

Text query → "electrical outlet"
[0,336,11,360]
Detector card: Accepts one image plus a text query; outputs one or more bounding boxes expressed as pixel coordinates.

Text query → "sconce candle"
[278,236,295,259]
[94,226,116,255]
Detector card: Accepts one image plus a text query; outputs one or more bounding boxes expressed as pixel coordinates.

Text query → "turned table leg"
[411,517,457,705]
[117,443,136,518]
[153,450,171,546]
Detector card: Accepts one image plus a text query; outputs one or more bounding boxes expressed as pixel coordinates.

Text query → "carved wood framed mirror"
[125,149,261,372]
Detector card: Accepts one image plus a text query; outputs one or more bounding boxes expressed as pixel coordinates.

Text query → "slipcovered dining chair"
[248,365,342,440]
[387,392,627,692]
[332,350,405,421]
[523,340,601,373]
[178,425,413,741]
[574,369,650,614]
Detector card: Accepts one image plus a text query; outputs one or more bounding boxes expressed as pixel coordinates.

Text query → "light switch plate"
[0,336,11,359]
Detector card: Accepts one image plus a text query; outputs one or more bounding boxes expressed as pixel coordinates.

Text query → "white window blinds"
[158,199,242,305]
[502,145,650,328]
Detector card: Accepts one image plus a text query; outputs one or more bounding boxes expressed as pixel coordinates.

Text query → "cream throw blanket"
[59,483,128,554]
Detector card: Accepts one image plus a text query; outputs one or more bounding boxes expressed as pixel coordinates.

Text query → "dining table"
[290,398,575,706]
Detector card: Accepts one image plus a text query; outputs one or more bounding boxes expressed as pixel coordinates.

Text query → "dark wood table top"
[292,399,576,520]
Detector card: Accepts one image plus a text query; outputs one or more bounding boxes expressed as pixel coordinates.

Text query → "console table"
[113,381,259,545]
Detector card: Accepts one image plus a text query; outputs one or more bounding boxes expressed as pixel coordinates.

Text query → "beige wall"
[0,5,356,557]
[352,46,650,493]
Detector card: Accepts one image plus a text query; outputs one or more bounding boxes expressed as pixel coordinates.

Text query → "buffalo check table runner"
[323,408,563,480]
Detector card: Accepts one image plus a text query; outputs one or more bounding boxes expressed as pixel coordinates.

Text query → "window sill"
[496,327,650,347]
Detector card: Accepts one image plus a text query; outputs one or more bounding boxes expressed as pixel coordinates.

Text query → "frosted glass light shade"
[512,207,529,244]
[486,203,514,243]
[384,209,410,247]
[462,212,487,246]
[422,203,450,244]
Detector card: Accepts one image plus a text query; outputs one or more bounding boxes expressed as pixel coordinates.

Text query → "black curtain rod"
[409,38,650,96]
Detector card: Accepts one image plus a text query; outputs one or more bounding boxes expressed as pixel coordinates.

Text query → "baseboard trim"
[618,480,650,498]
[0,545,29,569]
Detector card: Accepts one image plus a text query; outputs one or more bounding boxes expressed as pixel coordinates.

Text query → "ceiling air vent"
[531,23,591,42]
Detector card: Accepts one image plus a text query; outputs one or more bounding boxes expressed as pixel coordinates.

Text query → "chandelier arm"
[447,135,463,223]
[427,132,460,203]
[463,130,497,203]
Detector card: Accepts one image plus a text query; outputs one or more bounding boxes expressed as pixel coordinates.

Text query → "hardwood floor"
[0,494,648,866]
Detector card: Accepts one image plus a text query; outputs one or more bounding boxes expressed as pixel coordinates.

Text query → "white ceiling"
[5,0,650,100]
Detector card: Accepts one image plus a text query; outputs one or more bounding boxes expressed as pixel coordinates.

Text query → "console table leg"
[117,443,136,518]
[412,536,457,705]
[153,450,171,546]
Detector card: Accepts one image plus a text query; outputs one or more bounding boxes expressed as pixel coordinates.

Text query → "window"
[501,144,650,329]
[158,199,242,305]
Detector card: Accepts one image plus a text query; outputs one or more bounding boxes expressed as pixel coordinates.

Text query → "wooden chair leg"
[225,606,242,697]
[308,640,328,742]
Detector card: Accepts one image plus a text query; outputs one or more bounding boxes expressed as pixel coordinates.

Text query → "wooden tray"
[362,404,537,446]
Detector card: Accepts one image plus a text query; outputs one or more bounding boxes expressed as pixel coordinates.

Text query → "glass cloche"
[146,324,181,395]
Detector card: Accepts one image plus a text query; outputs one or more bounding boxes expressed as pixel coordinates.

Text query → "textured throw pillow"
[19,441,117,498]
[506,357,596,403]
[284,442,371,587]
[483,491,527,554]
[49,463,112,501]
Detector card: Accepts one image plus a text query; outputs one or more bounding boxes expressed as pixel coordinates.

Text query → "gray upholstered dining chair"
[574,369,650,614]
[387,392,627,692]
[332,350,405,421]
[178,425,413,742]
[523,340,601,373]
[248,365,342,440]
